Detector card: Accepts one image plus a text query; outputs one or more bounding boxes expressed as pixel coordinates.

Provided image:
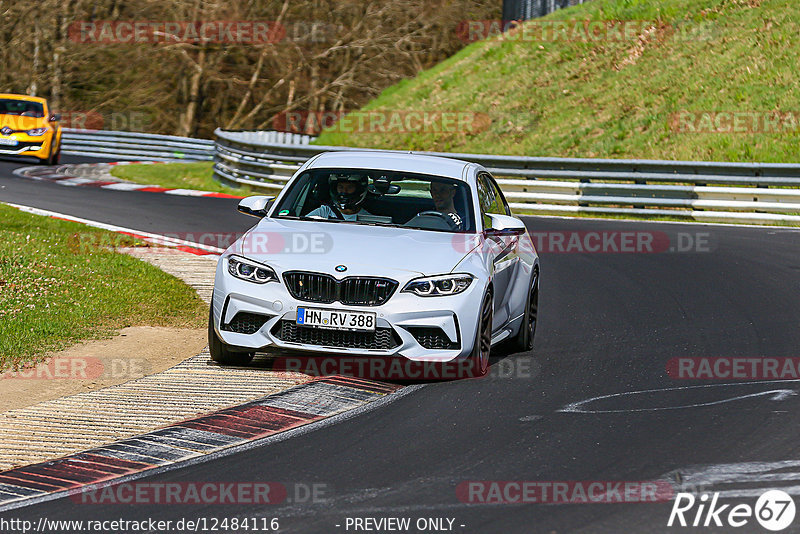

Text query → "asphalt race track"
[2,156,800,533]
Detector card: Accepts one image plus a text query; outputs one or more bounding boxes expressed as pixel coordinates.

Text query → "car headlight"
[227,255,277,284]
[402,273,474,297]
[26,128,49,136]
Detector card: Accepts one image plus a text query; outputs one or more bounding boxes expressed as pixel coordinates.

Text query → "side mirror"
[485,213,526,236]
[49,113,61,122]
[237,196,275,218]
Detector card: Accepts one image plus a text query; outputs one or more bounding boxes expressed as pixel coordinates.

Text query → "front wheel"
[38,142,59,166]
[208,305,254,366]
[467,291,493,377]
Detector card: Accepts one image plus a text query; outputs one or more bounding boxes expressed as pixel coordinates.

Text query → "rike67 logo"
[669,490,796,531]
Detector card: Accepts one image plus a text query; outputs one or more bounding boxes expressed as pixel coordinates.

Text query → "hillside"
[315,0,800,163]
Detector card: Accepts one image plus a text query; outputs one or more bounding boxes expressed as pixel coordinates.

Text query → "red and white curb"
[5,203,224,257]
[0,376,403,511]
[12,162,245,199]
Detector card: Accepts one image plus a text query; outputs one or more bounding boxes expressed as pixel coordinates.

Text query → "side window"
[486,174,511,216]
[476,174,493,230]
[477,173,510,230]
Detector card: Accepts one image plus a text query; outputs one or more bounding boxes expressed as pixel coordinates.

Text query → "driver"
[427,181,464,230]
[22,103,42,118]
[307,172,372,221]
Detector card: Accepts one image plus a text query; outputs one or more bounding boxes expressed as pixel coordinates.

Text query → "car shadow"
[211,345,533,386]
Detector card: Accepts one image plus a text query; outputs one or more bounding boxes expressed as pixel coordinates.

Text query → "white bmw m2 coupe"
[210,151,539,377]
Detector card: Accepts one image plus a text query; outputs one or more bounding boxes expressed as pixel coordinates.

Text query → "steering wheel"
[416,211,462,231]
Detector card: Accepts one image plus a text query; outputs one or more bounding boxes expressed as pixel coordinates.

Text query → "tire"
[38,143,59,165]
[467,291,493,377]
[512,271,538,353]
[208,305,255,366]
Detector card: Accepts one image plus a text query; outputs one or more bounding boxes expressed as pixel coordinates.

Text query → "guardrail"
[503,0,590,22]
[213,129,800,225]
[62,129,215,161]
[61,128,312,162]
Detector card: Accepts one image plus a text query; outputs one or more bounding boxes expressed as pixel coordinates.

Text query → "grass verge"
[109,162,247,196]
[0,204,207,373]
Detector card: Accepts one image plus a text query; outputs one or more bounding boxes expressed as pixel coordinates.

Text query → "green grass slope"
[316,0,800,162]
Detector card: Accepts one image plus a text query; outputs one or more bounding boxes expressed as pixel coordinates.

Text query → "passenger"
[427,181,464,230]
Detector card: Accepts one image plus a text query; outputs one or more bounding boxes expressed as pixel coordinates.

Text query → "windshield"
[273,168,475,233]
[0,99,44,118]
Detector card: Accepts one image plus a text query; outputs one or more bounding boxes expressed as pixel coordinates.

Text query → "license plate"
[0,137,17,146]
[297,307,376,332]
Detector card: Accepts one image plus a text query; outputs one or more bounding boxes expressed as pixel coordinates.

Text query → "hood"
[0,114,47,132]
[234,217,477,279]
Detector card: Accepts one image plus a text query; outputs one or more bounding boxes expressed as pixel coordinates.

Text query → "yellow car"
[0,93,62,165]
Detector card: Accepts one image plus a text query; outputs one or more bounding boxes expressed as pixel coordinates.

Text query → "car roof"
[0,94,47,104]
[306,151,473,181]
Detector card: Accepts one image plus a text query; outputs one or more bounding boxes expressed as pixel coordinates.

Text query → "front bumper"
[0,137,50,157]
[211,257,484,363]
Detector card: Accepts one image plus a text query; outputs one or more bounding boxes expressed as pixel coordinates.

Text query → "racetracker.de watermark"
[71,482,328,505]
[269,355,538,381]
[272,110,491,135]
[670,111,800,134]
[69,20,346,45]
[0,111,148,132]
[58,111,149,132]
[68,231,333,255]
[667,357,800,380]
[455,19,718,43]
[69,230,714,257]
[452,231,714,255]
[69,21,285,44]
[0,357,151,380]
[457,480,674,504]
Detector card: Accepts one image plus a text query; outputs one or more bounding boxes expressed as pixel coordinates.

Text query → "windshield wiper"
[355,221,402,228]
[277,215,402,227]
[278,215,346,223]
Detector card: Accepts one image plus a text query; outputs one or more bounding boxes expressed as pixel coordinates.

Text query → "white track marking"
[55,177,98,186]
[163,188,212,196]
[98,182,150,191]
[559,380,800,413]
[3,202,224,254]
